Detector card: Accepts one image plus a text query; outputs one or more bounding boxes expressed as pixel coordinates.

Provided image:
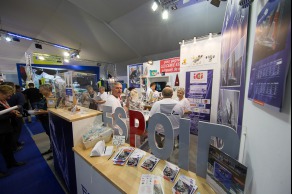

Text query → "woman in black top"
[0,85,25,178]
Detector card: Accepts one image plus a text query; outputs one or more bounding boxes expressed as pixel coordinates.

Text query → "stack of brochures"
[112,147,135,166]
[126,149,146,167]
[141,155,160,172]
[138,174,164,194]
[161,162,180,182]
[172,175,198,194]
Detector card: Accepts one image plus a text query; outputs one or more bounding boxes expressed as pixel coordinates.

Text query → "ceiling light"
[162,9,169,20]
[64,58,70,63]
[152,1,158,11]
[54,44,71,51]
[147,60,153,65]
[7,32,33,41]
[5,36,12,42]
[39,56,45,60]
[64,52,70,57]
[76,54,80,59]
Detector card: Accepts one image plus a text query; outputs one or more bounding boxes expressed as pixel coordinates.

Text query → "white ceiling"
[0,0,227,74]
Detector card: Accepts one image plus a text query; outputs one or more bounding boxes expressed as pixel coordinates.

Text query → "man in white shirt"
[104,82,123,115]
[149,87,183,147]
[95,86,108,111]
[146,82,158,102]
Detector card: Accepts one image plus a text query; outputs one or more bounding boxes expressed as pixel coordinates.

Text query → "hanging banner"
[129,64,143,88]
[160,57,180,74]
[217,0,250,138]
[248,0,291,111]
[185,70,213,135]
[33,53,63,65]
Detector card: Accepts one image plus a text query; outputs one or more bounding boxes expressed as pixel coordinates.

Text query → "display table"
[49,107,102,194]
[73,142,215,194]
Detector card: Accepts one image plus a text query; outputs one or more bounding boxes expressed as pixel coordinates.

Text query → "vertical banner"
[248,0,291,111]
[160,57,180,74]
[218,0,250,138]
[129,64,143,88]
[185,70,213,135]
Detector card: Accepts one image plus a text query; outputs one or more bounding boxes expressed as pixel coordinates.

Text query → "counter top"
[73,142,215,194]
[48,107,102,122]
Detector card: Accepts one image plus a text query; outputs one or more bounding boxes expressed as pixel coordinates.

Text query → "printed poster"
[218,0,250,138]
[129,64,143,88]
[160,57,180,74]
[248,0,291,111]
[185,70,213,135]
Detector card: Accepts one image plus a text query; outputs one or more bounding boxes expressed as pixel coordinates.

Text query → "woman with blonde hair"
[177,87,191,115]
[0,85,25,178]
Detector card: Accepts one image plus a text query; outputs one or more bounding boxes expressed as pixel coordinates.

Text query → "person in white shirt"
[146,82,159,102]
[104,82,123,115]
[81,85,98,110]
[149,87,183,148]
[95,86,108,111]
[177,87,192,115]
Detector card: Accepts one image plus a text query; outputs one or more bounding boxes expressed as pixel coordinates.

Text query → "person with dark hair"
[147,83,159,102]
[35,84,54,160]
[0,85,25,178]
[22,83,43,109]
[5,83,26,151]
[81,85,98,110]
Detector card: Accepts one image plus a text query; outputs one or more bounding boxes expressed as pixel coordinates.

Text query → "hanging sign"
[185,70,213,135]
[160,57,180,74]
[248,0,291,111]
[33,53,63,65]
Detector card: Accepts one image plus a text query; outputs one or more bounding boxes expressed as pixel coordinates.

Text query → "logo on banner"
[190,71,208,83]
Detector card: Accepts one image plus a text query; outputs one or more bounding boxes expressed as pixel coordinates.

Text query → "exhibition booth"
[12,0,291,194]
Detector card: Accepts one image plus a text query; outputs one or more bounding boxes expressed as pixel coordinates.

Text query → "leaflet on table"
[138,174,164,194]
[126,149,146,167]
[112,147,135,166]
[172,175,198,194]
[141,155,160,172]
[161,162,180,182]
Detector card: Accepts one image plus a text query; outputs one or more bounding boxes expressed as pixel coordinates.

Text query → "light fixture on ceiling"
[35,43,42,49]
[162,8,169,20]
[5,36,12,42]
[64,58,70,63]
[39,56,45,60]
[152,0,159,11]
[0,29,81,58]
[63,51,70,57]
[151,0,179,20]
[147,60,153,65]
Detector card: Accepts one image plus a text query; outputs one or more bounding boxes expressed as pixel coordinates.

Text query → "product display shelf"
[73,142,216,194]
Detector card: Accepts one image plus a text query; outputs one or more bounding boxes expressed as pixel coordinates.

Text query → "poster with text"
[160,57,180,74]
[218,0,250,139]
[129,64,143,88]
[185,70,213,135]
[248,0,291,111]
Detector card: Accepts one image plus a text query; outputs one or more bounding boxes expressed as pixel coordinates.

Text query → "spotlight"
[39,56,45,60]
[171,5,177,10]
[35,43,42,49]
[152,1,158,11]
[147,60,153,65]
[162,9,169,20]
[64,51,70,57]
[5,36,12,42]
[64,58,70,63]
[210,0,221,7]
[12,37,20,42]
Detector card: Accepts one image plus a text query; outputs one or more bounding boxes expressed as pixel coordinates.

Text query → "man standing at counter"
[104,82,123,115]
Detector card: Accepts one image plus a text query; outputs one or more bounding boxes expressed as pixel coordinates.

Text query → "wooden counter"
[48,107,102,122]
[73,142,215,194]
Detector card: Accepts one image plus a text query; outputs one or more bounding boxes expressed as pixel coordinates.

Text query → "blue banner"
[129,64,143,88]
[185,70,213,135]
[218,0,250,138]
[248,0,291,111]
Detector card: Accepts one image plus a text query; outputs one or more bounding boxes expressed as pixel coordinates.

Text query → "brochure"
[126,149,146,167]
[172,175,198,194]
[161,162,180,182]
[138,174,164,194]
[141,155,160,172]
[112,147,135,166]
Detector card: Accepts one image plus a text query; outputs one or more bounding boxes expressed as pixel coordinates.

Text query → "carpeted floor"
[0,120,66,194]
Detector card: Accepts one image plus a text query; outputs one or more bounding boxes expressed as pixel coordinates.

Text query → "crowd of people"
[1,80,191,178]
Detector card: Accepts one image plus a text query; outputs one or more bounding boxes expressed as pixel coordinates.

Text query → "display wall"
[241,0,291,194]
